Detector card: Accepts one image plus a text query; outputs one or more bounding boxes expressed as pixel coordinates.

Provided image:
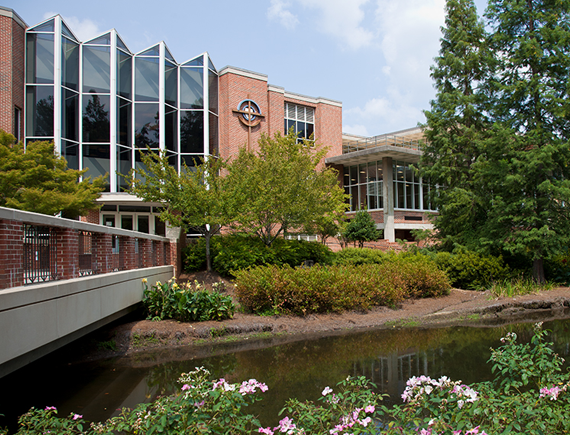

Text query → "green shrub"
[182,238,211,272]
[234,261,450,316]
[545,252,570,285]
[142,278,234,322]
[432,251,510,290]
[333,247,386,265]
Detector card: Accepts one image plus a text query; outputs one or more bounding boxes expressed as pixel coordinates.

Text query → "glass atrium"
[25,15,219,193]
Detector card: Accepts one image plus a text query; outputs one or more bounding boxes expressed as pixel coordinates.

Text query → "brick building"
[0,6,433,246]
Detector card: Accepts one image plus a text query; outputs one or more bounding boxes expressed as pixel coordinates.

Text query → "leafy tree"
[0,130,105,217]
[478,0,570,282]
[343,210,381,248]
[126,150,231,272]
[420,0,490,251]
[225,131,348,247]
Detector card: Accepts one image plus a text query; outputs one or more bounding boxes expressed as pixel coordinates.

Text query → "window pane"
[343,167,350,186]
[135,103,159,148]
[406,183,413,209]
[121,215,133,230]
[398,182,405,208]
[117,50,132,99]
[180,67,203,109]
[83,46,110,93]
[82,144,110,191]
[26,86,54,136]
[368,183,378,210]
[306,122,314,140]
[62,88,78,141]
[367,162,377,182]
[180,110,203,153]
[61,140,79,170]
[208,68,218,114]
[116,145,132,192]
[405,164,414,182]
[117,98,131,146]
[414,184,420,210]
[83,94,110,142]
[26,33,54,84]
[209,112,218,156]
[358,164,367,184]
[61,37,79,90]
[155,216,165,236]
[86,33,111,45]
[138,215,149,233]
[135,57,159,101]
[296,121,306,139]
[359,184,367,210]
[165,109,178,152]
[349,166,358,185]
[351,186,359,211]
[165,61,177,107]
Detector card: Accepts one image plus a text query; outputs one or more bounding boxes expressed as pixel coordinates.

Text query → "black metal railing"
[23,224,58,284]
[78,230,94,276]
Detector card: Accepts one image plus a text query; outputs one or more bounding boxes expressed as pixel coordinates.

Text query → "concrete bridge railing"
[0,207,177,377]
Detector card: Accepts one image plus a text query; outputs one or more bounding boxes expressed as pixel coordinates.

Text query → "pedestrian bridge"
[0,207,178,378]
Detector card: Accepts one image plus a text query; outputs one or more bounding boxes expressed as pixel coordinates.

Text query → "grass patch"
[489,277,555,298]
[131,332,162,348]
[97,339,117,352]
[385,318,420,328]
[466,313,480,321]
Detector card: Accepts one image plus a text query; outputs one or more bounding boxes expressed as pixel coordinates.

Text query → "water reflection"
[1,318,569,431]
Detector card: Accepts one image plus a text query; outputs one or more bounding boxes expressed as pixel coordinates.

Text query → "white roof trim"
[219,66,268,82]
[284,91,342,107]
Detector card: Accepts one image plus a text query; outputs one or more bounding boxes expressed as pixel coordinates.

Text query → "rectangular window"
[284,102,315,142]
[15,107,22,142]
[344,160,384,212]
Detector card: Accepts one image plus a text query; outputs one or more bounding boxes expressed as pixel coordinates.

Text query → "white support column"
[53,17,62,154]
[203,54,209,156]
[159,43,165,152]
[383,158,395,242]
[109,31,117,192]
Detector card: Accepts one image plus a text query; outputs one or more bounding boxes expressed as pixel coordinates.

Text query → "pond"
[1,316,569,432]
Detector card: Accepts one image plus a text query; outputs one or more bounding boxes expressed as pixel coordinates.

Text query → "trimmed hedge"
[234,257,450,316]
[332,247,387,265]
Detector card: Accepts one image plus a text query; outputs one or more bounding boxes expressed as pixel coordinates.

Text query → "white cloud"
[297,0,375,50]
[42,11,102,42]
[268,0,300,30]
[343,124,370,136]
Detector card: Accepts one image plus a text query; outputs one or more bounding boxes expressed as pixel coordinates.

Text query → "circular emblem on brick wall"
[233,99,264,127]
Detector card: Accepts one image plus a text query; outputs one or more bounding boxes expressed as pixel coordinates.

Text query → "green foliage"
[333,247,386,265]
[182,234,334,276]
[225,131,348,247]
[142,278,234,322]
[182,238,210,272]
[234,260,450,316]
[421,0,570,283]
[432,251,510,290]
[343,210,381,248]
[544,252,570,285]
[127,151,231,272]
[0,131,105,217]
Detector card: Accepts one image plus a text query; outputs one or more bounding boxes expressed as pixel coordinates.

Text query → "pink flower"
[322,386,333,396]
[181,384,191,391]
[44,406,57,411]
[259,428,274,435]
[364,405,375,413]
[72,414,82,421]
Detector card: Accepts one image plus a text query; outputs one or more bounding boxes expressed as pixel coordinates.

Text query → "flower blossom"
[322,386,333,396]
[181,384,191,391]
[72,414,82,420]
[44,406,57,411]
[259,428,274,435]
[540,386,561,400]
[239,379,269,395]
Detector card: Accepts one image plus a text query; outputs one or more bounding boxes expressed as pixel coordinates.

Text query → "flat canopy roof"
[325,144,422,166]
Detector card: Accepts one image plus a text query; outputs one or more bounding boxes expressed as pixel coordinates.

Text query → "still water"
[1,317,570,431]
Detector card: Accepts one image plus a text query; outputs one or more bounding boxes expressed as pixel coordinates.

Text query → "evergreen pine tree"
[480,0,570,282]
[420,0,490,250]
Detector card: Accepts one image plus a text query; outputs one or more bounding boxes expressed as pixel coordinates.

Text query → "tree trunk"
[533,257,545,284]
[205,232,212,272]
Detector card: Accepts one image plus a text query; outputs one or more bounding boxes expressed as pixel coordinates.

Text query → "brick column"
[92,233,113,274]
[121,236,136,270]
[141,239,153,268]
[56,228,79,279]
[0,219,23,289]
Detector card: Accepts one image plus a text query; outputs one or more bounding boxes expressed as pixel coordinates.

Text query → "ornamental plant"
[142,278,234,322]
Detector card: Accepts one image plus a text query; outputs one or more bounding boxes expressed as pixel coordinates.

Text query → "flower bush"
[142,278,234,322]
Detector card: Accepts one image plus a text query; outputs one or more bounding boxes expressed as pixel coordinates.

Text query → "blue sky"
[9,0,488,137]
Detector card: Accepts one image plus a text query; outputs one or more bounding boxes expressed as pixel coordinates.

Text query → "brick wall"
[0,13,25,138]
[0,219,23,288]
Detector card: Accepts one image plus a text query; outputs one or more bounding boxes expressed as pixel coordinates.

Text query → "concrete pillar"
[383,158,395,242]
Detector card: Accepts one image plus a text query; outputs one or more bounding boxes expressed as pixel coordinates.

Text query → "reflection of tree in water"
[180,110,203,153]
[135,111,159,149]
[82,94,109,142]
[36,95,54,136]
